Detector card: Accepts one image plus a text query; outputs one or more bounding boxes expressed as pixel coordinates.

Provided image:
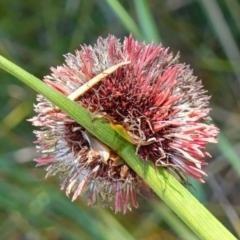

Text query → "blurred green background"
[1,0,240,239]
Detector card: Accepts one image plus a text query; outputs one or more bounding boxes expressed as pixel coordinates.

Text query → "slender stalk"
[0,55,237,240]
[104,0,144,41]
[133,0,161,43]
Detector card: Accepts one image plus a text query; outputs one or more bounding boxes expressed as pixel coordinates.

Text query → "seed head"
[29,35,219,213]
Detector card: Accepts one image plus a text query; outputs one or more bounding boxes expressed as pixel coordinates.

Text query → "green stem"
[104,0,144,41]
[0,55,237,240]
[133,0,161,43]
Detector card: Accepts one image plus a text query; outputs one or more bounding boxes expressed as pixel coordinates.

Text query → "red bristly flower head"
[29,35,219,213]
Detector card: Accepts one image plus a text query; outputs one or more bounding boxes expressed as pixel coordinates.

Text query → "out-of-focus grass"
[0,0,240,239]
[0,154,135,240]
[133,0,161,43]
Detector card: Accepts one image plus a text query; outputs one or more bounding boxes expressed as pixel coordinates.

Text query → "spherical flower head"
[29,35,219,213]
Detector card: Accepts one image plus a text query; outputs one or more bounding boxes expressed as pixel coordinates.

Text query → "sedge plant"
[0,35,236,239]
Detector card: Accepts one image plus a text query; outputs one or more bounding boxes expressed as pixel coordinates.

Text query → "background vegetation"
[0,0,240,239]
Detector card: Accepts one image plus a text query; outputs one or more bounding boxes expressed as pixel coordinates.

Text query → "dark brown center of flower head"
[29,35,218,213]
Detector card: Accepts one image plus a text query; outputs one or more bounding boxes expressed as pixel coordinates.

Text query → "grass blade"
[134,0,161,43]
[104,0,144,40]
[0,55,237,240]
